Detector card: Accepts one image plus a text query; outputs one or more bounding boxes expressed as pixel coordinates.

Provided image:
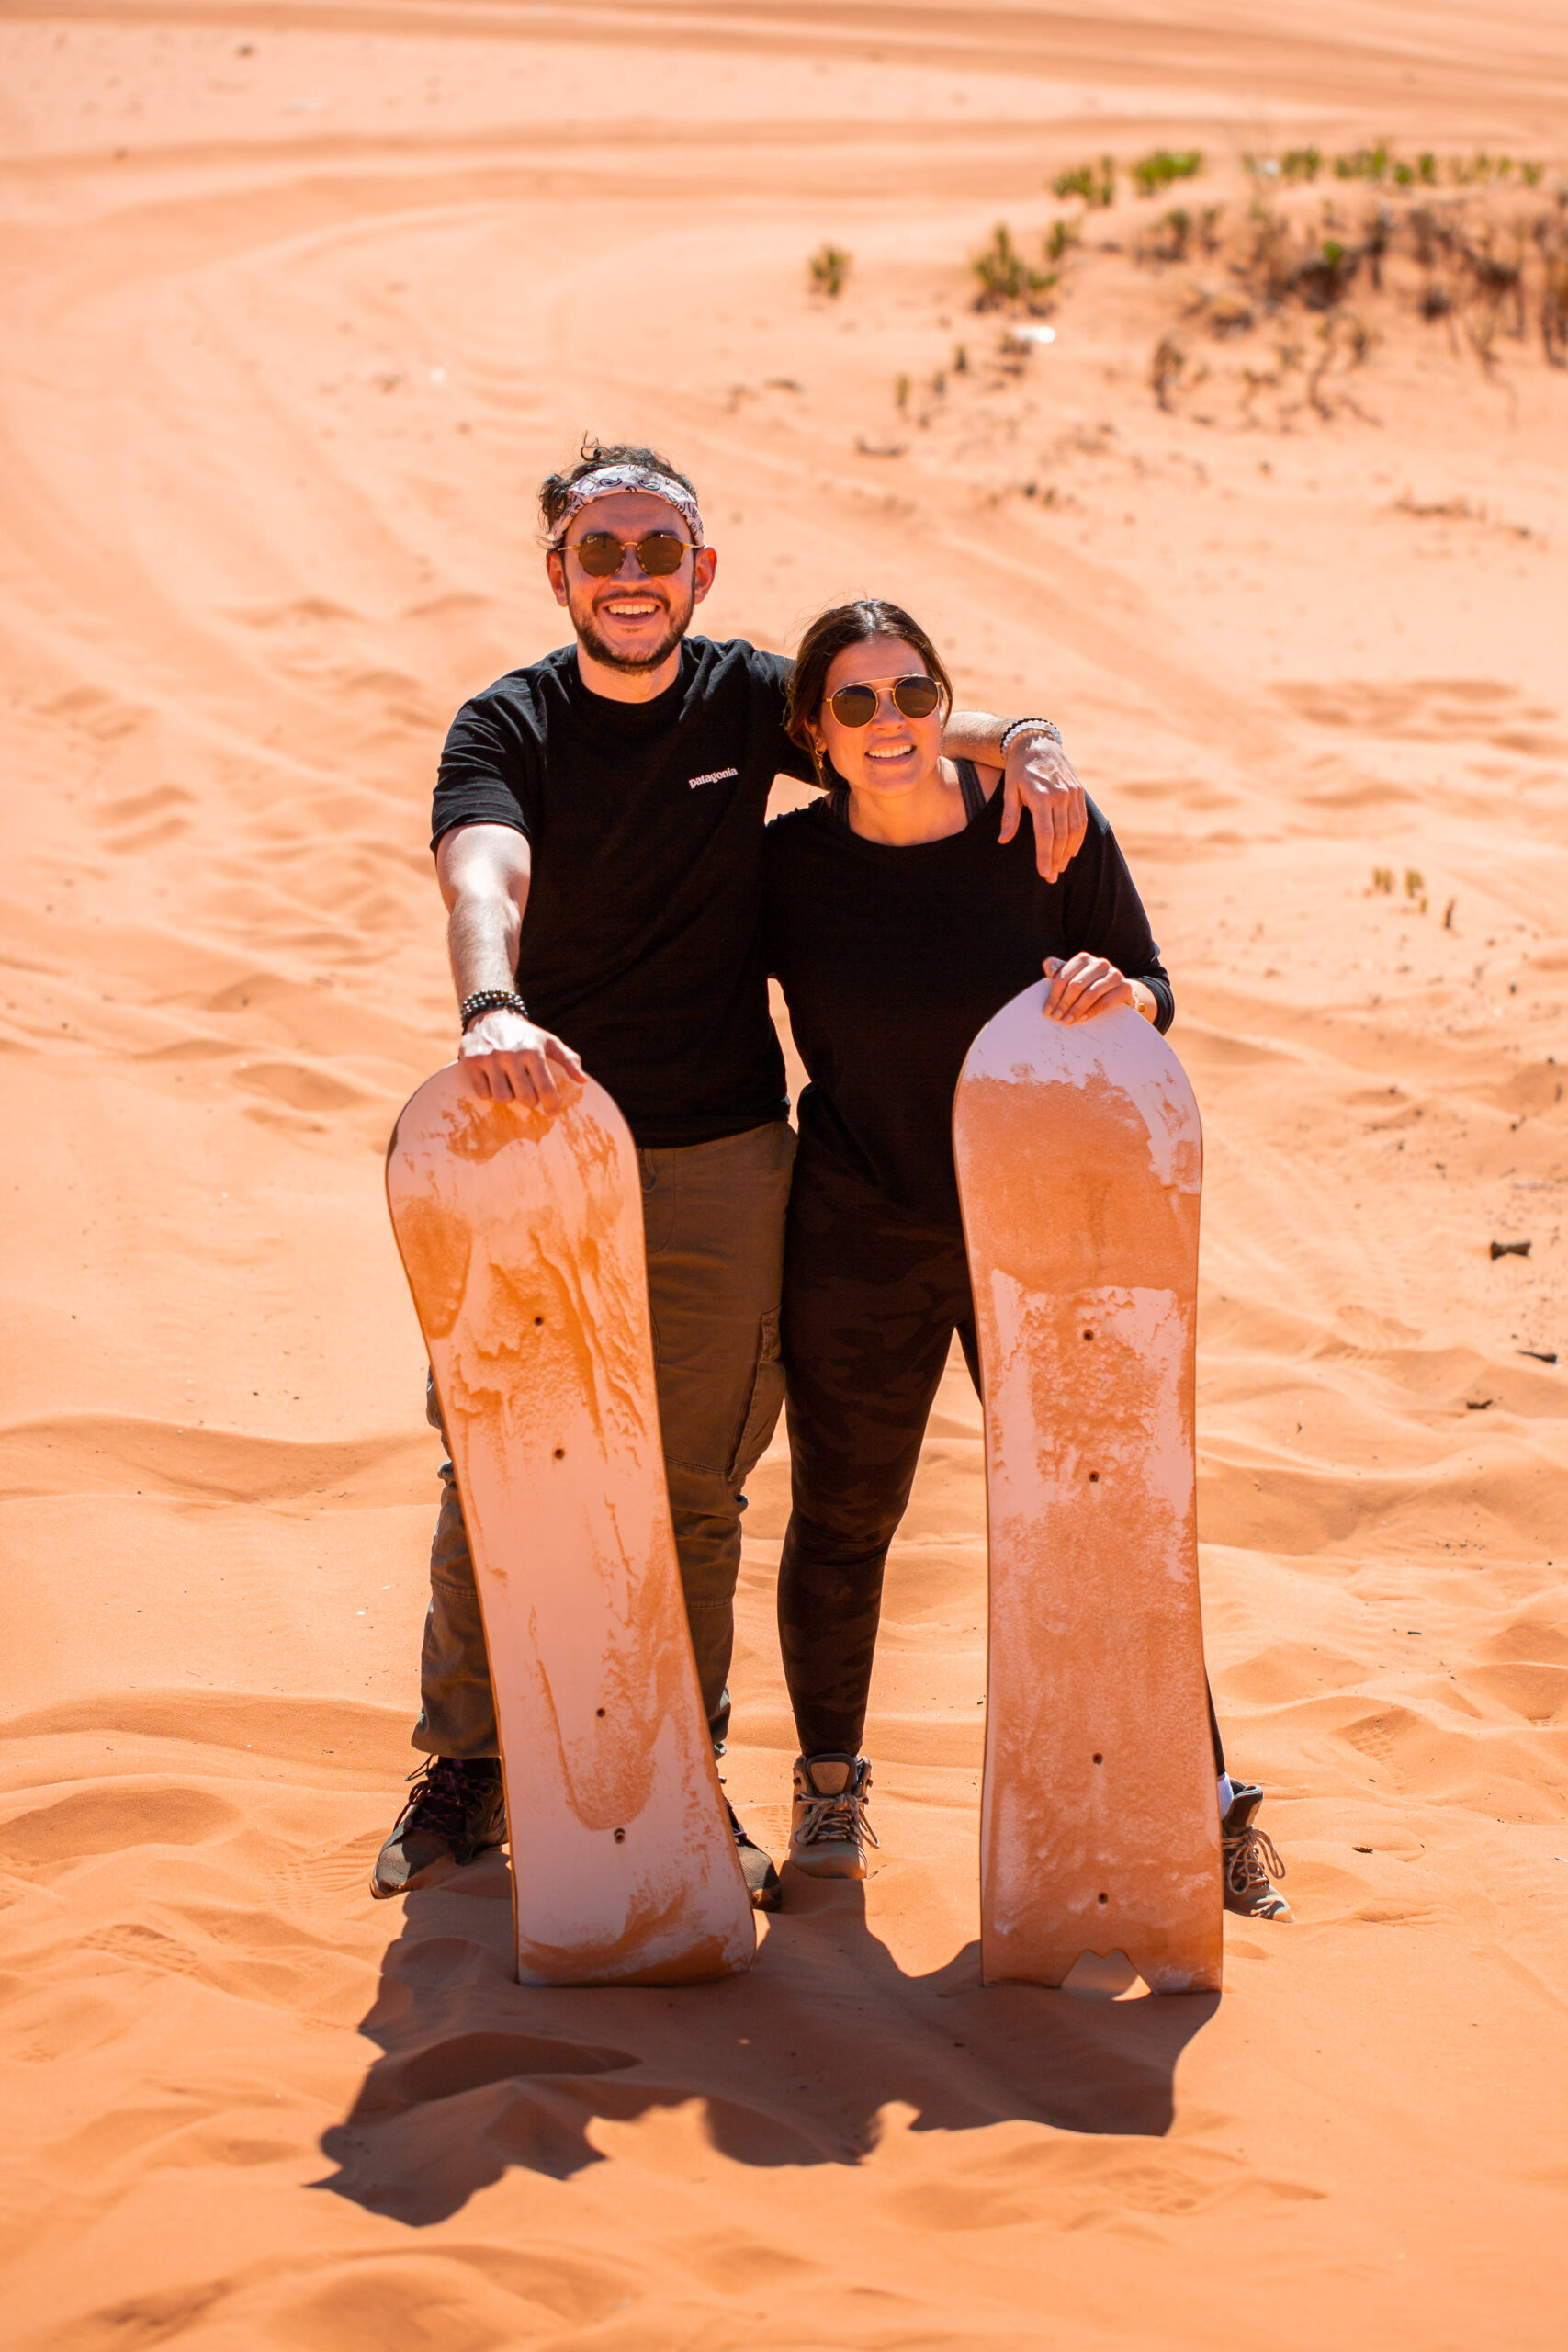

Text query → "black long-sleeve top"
[762,781,1173,1227]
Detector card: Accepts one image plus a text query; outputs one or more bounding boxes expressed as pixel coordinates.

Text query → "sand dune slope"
[3,5,1566,2346]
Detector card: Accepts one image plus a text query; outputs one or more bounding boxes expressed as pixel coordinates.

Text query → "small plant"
[1346,314,1380,367]
[1045,217,1081,264]
[1150,332,1188,409]
[1371,867,1394,893]
[1190,288,1254,338]
[971,223,1055,309]
[1295,237,1359,310]
[1465,306,1500,373]
[1052,154,1115,206]
[952,343,969,372]
[1335,141,1391,182]
[1404,868,1426,899]
[1244,201,1295,305]
[808,243,852,298]
[1156,207,1190,262]
[1281,146,1321,183]
[1409,205,1445,269]
[1540,238,1568,367]
[894,373,909,409]
[1361,204,1393,290]
[1131,147,1202,198]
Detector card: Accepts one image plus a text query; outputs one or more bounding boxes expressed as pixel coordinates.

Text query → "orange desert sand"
[3,5,1566,2347]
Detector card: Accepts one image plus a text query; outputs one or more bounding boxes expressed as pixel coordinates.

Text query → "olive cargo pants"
[412,1118,796,1759]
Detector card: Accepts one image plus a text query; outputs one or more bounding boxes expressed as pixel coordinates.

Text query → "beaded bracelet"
[999,716,1064,754]
[459,989,529,1033]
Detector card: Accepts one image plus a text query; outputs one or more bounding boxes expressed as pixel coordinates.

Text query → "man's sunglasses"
[561,530,699,578]
[828,674,942,728]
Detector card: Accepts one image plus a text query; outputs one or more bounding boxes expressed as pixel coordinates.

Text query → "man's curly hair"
[537,437,700,543]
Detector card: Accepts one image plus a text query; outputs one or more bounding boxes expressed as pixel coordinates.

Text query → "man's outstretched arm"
[435,822,583,1113]
[942,710,1088,884]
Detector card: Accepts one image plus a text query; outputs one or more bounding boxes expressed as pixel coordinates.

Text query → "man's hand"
[457,1007,584,1113]
[1043,953,1154,1025]
[999,730,1088,884]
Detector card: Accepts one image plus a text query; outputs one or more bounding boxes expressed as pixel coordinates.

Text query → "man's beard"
[572,585,694,674]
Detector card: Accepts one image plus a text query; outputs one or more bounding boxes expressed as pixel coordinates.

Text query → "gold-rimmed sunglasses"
[827,674,942,727]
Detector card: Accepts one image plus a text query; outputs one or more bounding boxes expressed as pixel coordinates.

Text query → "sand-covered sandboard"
[953,990,1222,1995]
[386,1064,755,1987]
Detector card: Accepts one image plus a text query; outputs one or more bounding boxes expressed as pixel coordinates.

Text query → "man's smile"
[600,594,664,620]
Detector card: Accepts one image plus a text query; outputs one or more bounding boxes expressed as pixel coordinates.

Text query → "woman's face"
[812,635,944,802]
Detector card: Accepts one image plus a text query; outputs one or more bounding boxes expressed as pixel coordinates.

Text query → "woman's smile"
[809,632,962,842]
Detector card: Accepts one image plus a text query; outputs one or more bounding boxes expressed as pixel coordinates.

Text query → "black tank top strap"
[833,770,985,826]
[954,756,987,824]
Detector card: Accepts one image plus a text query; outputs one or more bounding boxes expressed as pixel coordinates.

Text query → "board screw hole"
[1083,1329,1094,1340]
[1098,1892,1109,1906]
[1089,1471,1100,1483]
[1093,1752,1103,1765]
[534,1315,543,1326]
[595,1707,606,1718]
[614,1827,626,1844]
[553,1447,565,1459]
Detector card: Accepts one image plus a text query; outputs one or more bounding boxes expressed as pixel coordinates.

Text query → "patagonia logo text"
[688,765,739,788]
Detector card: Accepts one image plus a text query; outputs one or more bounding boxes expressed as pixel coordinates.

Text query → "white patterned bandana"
[556,464,705,546]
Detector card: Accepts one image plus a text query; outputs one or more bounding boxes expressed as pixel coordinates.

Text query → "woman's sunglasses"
[563,530,698,578]
[828,674,942,728]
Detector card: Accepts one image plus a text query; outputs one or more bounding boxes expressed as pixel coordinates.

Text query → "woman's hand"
[458,1008,584,1112]
[1043,953,1155,1024]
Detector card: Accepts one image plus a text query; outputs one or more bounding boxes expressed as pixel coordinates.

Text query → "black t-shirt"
[762,780,1173,1226]
[432,638,816,1149]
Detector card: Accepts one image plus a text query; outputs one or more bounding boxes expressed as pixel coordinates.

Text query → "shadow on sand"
[318,1856,1217,2224]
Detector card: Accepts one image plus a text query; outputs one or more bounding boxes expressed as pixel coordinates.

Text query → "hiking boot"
[789,1752,877,1880]
[370,1756,505,1899]
[1221,1781,1292,1921]
[726,1799,782,1912]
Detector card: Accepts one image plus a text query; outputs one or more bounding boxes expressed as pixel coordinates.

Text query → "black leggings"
[777,1147,1227,1774]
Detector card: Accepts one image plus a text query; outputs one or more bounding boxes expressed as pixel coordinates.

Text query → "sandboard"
[953,990,1222,1995]
[385,1063,756,1988]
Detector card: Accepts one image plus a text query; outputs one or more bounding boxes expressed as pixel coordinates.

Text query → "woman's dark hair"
[537,436,699,542]
[785,599,954,788]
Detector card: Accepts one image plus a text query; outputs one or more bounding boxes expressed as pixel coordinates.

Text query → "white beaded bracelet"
[999,716,1065,754]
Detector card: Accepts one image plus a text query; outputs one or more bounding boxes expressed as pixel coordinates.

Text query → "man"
[372,439,1091,1907]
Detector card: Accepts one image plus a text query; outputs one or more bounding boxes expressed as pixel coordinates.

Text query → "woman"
[763,598,1288,1922]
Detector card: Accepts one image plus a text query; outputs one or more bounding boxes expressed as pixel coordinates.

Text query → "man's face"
[546,490,717,675]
